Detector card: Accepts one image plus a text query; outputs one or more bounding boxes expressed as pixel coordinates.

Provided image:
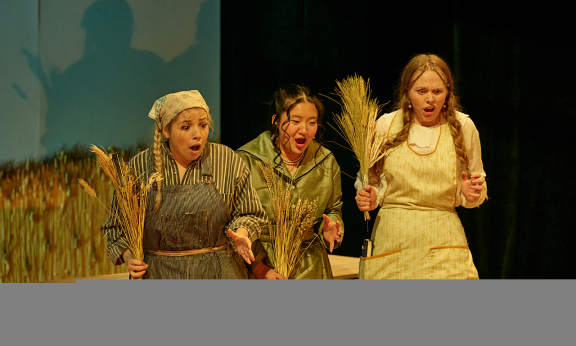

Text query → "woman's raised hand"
[228,228,255,265]
[322,214,343,253]
[355,185,377,212]
[461,172,485,203]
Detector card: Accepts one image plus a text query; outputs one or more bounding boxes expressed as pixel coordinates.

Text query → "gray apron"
[140,145,247,279]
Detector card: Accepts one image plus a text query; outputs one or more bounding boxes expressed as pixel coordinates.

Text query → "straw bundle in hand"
[79,145,162,261]
[257,160,318,279]
[330,75,386,220]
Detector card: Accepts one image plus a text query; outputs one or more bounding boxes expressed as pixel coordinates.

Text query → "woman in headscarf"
[355,54,487,279]
[102,90,267,279]
[237,85,344,279]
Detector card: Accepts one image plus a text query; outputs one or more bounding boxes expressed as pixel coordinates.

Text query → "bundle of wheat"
[257,160,318,279]
[330,75,387,220]
[79,145,162,261]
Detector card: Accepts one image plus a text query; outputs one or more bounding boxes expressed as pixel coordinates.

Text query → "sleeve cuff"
[107,241,129,266]
[229,219,262,242]
[460,185,487,209]
[247,239,273,272]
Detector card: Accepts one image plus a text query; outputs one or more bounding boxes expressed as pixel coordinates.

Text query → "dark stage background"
[220,1,576,279]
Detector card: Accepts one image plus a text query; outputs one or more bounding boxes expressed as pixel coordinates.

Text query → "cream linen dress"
[357,110,487,279]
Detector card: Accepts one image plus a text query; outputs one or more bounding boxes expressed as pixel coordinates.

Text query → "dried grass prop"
[79,145,162,261]
[329,75,387,220]
[257,160,318,279]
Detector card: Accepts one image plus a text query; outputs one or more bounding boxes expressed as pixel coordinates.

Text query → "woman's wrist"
[121,249,131,263]
[234,227,250,238]
[252,261,271,279]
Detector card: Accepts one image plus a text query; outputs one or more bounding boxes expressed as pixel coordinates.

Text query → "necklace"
[281,153,304,166]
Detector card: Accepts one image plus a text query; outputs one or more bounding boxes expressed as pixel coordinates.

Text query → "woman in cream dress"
[355,54,487,279]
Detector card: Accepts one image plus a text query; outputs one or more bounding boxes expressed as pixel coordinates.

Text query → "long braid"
[426,60,470,176]
[151,121,164,212]
[443,92,469,176]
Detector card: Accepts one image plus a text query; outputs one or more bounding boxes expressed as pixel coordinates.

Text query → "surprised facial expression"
[275,101,319,161]
[408,70,448,127]
[163,108,210,167]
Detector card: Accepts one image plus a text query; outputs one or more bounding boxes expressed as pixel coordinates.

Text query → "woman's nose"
[191,126,201,139]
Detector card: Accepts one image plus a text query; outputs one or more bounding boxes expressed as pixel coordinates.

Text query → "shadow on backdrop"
[22,0,222,156]
[25,0,166,156]
[166,0,220,141]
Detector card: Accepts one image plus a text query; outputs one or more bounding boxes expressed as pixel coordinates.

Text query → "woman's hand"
[355,185,377,212]
[322,214,343,253]
[122,249,148,280]
[461,172,485,203]
[264,269,287,279]
[252,261,287,280]
[228,228,255,265]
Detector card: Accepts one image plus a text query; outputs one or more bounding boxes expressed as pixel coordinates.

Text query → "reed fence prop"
[0,152,127,282]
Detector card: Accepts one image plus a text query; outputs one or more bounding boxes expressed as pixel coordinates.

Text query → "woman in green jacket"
[237,85,344,279]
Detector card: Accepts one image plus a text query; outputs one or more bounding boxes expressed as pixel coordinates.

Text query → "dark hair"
[267,85,326,164]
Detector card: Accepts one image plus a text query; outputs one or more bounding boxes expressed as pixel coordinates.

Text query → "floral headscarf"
[148,90,210,130]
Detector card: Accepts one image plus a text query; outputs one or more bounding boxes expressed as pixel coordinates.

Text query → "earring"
[443,104,447,108]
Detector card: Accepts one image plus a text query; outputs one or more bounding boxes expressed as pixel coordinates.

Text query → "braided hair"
[151,107,214,212]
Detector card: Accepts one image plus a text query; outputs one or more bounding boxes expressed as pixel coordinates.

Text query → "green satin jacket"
[236,131,344,279]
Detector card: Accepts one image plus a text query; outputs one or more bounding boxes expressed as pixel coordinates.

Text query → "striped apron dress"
[140,149,248,279]
[359,112,479,279]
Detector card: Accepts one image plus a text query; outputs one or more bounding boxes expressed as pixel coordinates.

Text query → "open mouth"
[294,137,307,149]
[190,144,201,152]
[424,107,435,115]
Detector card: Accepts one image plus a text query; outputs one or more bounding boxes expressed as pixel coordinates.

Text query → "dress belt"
[147,245,226,257]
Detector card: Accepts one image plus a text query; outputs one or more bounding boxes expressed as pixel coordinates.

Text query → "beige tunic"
[359,111,481,279]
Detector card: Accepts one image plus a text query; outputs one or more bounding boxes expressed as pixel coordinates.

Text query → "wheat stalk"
[1,153,129,282]
[78,145,162,261]
[257,160,319,278]
[329,75,387,220]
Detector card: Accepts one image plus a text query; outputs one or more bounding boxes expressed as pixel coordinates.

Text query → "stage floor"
[45,254,360,282]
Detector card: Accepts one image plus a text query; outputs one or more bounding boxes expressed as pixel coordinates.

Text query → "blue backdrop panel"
[0,0,220,162]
